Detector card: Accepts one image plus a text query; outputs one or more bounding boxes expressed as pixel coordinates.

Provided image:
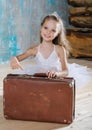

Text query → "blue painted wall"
[0,0,69,63]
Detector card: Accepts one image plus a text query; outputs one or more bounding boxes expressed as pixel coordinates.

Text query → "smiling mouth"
[44,34,51,38]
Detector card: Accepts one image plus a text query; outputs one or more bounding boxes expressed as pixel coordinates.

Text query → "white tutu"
[68,63,92,87]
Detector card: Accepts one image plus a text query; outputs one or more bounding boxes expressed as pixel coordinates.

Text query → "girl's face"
[41,19,59,42]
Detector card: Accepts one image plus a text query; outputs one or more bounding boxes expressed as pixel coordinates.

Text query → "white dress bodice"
[34,45,62,72]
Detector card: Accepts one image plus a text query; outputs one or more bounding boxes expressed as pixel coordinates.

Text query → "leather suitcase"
[3,74,75,124]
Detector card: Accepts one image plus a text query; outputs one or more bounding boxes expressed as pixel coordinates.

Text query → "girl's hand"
[46,70,68,78]
[46,71,57,78]
[10,57,23,70]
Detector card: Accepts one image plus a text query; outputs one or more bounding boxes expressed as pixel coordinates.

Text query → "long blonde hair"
[40,13,71,56]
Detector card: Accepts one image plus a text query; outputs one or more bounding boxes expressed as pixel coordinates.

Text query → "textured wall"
[0,0,69,63]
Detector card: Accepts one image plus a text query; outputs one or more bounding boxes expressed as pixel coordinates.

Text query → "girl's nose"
[47,30,51,34]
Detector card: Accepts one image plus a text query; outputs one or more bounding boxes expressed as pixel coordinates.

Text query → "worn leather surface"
[3,74,75,124]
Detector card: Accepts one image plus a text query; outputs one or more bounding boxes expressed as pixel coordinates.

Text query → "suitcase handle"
[7,73,47,78]
[6,73,73,80]
[33,73,48,77]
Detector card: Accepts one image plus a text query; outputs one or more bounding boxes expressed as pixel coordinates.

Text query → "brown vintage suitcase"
[3,74,75,124]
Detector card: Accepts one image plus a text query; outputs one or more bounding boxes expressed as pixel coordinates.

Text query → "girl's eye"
[44,27,48,29]
[52,29,56,32]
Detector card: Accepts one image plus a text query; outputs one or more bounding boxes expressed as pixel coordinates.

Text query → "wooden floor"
[0,58,92,130]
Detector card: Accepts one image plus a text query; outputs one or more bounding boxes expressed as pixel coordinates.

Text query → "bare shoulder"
[26,44,39,56]
[55,45,66,56]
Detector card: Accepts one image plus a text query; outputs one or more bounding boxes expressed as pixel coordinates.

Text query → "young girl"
[10,12,92,87]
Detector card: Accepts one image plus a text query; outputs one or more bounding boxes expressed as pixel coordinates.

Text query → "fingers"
[11,63,23,70]
[10,57,23,70]
[46,71,56,78]
[18,64,24,70]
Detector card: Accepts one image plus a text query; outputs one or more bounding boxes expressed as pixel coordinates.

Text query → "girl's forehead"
[43,19,58,27]
[43,19,60,29]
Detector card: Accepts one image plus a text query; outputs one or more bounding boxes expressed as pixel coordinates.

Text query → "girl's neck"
[39,41,54,58]
[41,41,53,48]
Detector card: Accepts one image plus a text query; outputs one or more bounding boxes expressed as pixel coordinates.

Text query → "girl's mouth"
[44,34,51,39]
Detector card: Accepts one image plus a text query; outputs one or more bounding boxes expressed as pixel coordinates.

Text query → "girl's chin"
[43,39,52,42]
[43,37,52,42]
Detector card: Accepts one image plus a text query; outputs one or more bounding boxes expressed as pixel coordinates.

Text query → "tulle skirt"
[68,63,92,87]
[12,63,92,88]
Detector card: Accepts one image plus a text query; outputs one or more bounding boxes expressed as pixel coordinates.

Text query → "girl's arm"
[10,46,38,70]
[56,45,68,77]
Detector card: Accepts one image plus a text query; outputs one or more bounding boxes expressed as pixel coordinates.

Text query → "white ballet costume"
[12,45,92,88]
